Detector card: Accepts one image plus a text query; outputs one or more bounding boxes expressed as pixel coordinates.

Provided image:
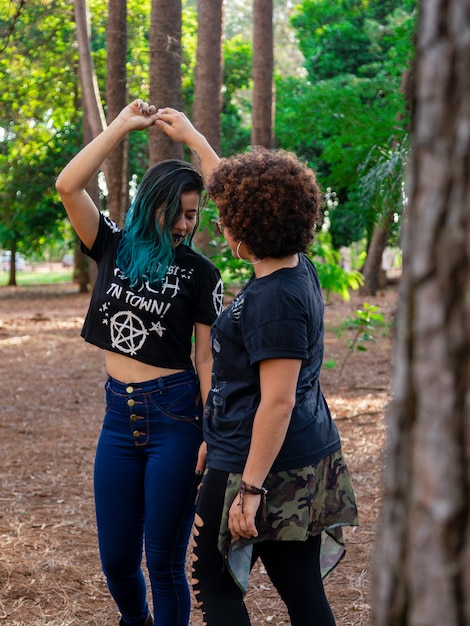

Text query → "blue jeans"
[94,371,203,626]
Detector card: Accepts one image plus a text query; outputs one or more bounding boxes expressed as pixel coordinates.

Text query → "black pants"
[192,468,336,626]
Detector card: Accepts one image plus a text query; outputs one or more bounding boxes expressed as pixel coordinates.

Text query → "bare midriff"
[104,350,185,384]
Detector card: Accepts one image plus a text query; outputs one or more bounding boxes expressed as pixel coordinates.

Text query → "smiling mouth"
[172,234,184,243]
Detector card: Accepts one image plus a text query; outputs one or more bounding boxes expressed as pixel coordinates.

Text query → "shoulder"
[82,213,122,258]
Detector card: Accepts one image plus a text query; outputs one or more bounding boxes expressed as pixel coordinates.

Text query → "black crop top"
[80,213,224,369]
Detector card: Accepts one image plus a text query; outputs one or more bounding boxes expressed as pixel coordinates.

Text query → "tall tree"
[73,0,107,141]
[372,1,470,624]
[105,0,128,226]
[74,0,108,289]
[193,0,223,157]
[149,0,184,162]
[251,0,273,147]
[192,0,223,255]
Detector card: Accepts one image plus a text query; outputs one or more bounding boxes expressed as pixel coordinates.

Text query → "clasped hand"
[120,99,199,144]
[228,492,261,540]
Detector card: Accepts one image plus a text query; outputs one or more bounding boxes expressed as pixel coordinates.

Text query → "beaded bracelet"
[238,480,268,521]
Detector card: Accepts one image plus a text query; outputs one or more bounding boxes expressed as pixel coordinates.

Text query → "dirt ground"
[0,280,398,626]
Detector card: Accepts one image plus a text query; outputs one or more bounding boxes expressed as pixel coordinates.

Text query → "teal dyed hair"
[116,159,204,287]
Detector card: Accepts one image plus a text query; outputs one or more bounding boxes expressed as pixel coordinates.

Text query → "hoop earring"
[236,241,260,265]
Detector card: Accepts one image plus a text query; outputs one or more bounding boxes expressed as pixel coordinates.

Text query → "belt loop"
[157,377,167,395]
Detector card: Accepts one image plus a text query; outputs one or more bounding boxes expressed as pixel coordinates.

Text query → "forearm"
[242,403,292,488]
[195,357,212,406]
[194,322,213,405]
[56,116,129,194]
[186,132,221,180]
[154,109,221,180]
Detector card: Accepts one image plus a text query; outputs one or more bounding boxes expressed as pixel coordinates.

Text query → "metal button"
[133,430,141,438]
[126,385,134,393]
[130,414,139,422]
[128,399,135,407]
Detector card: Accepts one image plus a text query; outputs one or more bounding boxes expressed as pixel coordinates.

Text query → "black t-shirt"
[204,253,340,473]
[80,213,224,369]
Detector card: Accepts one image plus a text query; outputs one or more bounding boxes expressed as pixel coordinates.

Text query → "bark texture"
[105,0,128,226]
[251,0,273,148]
[149,0,184,163]
[193,0,223,157]
[372,1,470,625]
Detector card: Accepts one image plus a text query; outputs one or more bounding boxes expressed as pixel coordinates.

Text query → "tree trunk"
[372,1,470,625]
[360,209,394,296]
[73,0,107,142]
[193,0,223,157]
[73,0,109,290]
[149,0,184,163]
[192,0,223,255]
[105,0,128,226]
[251,0,273,148]
[7,242,17,287]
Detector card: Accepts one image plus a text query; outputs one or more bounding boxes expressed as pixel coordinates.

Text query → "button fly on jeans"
[127,399,135,407]
[126,385,134,393]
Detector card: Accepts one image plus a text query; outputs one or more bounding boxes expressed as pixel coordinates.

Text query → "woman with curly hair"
[157,109,359,626]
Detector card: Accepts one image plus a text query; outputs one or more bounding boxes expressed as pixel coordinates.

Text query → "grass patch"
[0,269,73,286]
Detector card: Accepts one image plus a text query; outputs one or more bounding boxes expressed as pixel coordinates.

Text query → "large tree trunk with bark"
[105,0,128,226]
[73,0,107,145]
[251,0,273,148]
[192,0,223,255]
[372,1,470,625]
[73,0,107,291]
[193,0,223,158]
[149,0,184,163]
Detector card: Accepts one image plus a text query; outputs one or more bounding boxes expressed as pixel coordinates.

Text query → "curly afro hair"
[207,147,322,259]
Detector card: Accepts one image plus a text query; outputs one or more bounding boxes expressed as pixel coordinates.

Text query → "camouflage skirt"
[217,450,359,593]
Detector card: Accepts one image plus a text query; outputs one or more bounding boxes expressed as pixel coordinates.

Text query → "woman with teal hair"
[56,100,223,626]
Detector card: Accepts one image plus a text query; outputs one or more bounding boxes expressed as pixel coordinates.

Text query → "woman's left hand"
[196,441,207,476]
[228,492,260,540]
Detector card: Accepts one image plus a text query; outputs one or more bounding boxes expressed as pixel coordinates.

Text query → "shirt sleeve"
[193,257,224,326]
[243,283,309,365]
[80,213,121,263]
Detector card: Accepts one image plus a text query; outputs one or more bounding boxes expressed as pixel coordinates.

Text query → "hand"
[228,492,260,540]
[195,441,207,476]
[155,108,202,144]
[117,99,159,131]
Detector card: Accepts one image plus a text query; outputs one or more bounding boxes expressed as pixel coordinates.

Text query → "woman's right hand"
[155,108,221,179]
[155,108,201,144]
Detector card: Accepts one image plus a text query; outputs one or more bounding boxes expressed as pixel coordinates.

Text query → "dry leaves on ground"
[0,282,398,625]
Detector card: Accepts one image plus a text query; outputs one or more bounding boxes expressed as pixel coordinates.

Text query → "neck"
[254,254,299,278]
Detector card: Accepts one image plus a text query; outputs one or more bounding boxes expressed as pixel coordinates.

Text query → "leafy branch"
[336,303,386,378]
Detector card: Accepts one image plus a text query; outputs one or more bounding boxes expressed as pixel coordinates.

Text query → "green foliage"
[0,0,414,298]
[336,303,386,376]
[358,138,409,218]
[292,0,417,81]
[275,0,416,255]
[221,35,253,155]
[309,231,363,301]
[0,0,80,273]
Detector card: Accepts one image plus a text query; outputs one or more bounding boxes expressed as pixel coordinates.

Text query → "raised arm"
[155,108,220,180]
[56,100,159,249]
